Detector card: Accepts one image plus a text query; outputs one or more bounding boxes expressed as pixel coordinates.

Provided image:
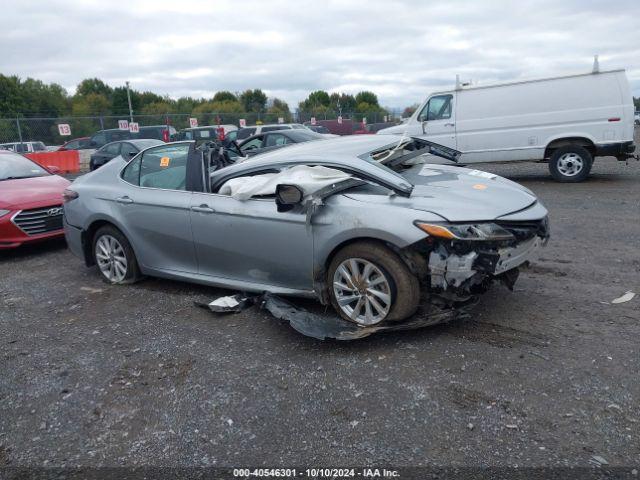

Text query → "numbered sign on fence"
[310,117,316,126]
[57,124,71,136]
[278,117,284,124]
[383,115,388,122]
[337,116,342,125]
[129,122,140,133]
[118,120,129,130]
[362,117,367,125]
[189,118,198,128]
[239,118,246,128]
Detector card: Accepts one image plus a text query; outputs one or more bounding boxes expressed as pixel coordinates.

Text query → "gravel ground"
[1,135,639,473]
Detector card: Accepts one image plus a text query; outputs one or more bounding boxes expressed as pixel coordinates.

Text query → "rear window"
[236,128,256,140]
[261,126,287,133]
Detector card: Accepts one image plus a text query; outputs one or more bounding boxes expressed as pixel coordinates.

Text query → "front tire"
[93,225,141,284]
[327,241,420,326]
[548,145,592,182]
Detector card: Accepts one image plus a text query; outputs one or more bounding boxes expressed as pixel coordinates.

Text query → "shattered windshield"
[359,137,461,170]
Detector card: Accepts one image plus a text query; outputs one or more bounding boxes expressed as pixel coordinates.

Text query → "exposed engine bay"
[407,218,550,303]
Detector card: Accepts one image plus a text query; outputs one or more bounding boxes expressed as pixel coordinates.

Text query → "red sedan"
[0,150,70,249]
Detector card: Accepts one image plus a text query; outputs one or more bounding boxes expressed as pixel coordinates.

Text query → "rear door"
[114,143,197,273]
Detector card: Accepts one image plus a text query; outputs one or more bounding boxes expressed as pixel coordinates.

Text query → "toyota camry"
[63,135,549,326]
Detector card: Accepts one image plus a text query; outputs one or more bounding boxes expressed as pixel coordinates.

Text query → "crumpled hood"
[345,164,539,222]
[0,175,70,209]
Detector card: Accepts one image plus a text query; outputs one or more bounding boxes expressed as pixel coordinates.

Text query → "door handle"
[191,204,215,214]
[116,196,133,204]
[444,123,455,127]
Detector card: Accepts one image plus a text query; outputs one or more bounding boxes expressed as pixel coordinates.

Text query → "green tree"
[76,78,112,99]
[299,90,331,111]
[355,91,379,107]
[141,101,175,115]
[239,89,267,113]
[329,93,356,113]
[213,91,237,103]
[0,75,23,115]
[72,93,111,116]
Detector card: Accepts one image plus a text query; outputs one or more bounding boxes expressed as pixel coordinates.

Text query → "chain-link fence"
[0,110,404,147]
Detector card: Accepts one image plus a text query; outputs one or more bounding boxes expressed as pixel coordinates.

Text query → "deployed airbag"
[219,165,351,200]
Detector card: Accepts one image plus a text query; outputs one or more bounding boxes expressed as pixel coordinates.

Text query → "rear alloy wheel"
[549,145,592,182]
[93,225,141,284]
[327,241,420,326]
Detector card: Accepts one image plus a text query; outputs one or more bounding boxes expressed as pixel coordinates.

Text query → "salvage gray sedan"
[63,136,549,326]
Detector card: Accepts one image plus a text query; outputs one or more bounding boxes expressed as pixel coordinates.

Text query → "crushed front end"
[406,217,550,304]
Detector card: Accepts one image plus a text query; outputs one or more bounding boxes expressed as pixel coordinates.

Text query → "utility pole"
[126,81,134,123]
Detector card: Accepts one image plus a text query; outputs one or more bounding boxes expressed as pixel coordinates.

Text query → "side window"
[111,131,130,141]
[122,157,141,185]
[92,132,107,146]
[138,144,190,190]
[66,140,79,149]
[236,128,256,140]
[418,95,453,122]
[241,137,263,151]
[121,143,138,158]
[265,134,290,147]
[261,126,284,133]
[104,143,121,155]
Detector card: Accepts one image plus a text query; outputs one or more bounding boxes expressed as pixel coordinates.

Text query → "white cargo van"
[379,68,636,182]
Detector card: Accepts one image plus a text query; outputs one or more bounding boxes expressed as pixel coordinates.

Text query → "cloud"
[0,0,638,110]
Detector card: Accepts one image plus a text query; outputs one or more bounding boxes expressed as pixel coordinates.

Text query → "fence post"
[99,116,104,130]
[16,116,23,147]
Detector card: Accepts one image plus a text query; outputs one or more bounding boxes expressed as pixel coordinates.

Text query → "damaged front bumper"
[414,218,549,302]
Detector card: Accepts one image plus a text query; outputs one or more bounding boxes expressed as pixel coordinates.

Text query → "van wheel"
[327,241,420,326]
[549,145,592,182]
[93,225,141,284]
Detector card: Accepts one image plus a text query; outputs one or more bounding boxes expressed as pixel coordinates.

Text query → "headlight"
[415,222,515,241]
[0,209,10,218]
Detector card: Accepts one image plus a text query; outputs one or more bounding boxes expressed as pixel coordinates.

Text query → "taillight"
[63,189,78,202]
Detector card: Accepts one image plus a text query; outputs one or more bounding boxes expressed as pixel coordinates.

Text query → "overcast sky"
[1,0,639,110]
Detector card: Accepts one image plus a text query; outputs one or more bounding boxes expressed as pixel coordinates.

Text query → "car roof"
[249,134,404,159]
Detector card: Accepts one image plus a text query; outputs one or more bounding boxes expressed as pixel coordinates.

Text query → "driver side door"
[189,169,314,290]
[415,94,457,151]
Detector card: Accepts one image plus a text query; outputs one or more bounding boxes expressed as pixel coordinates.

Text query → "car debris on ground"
[197,291,476,340]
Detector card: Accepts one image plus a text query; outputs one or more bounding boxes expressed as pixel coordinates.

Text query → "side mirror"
[275,184,303,212]
[421,120,428,134]
[47,165,61,174]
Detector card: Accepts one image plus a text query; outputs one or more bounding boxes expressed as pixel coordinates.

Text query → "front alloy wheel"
[333,258,392,326]
[95,235,128,282]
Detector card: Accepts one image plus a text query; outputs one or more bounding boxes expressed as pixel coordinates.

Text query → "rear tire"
[327,241,420,325]
[548,145,592,182]
[92,225,141,284]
